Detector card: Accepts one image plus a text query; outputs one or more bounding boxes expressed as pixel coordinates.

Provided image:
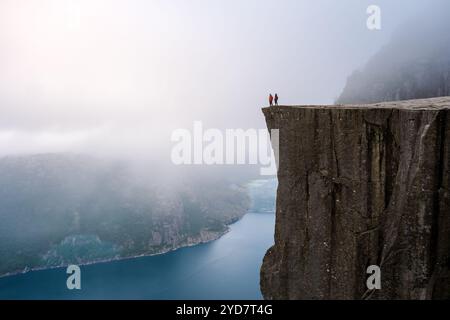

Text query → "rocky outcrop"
[260,97,450,300]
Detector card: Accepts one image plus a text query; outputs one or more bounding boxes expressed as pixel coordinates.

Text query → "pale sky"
[0,0,442,157]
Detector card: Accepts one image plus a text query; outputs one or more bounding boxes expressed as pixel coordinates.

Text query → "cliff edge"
[260,97,450,299]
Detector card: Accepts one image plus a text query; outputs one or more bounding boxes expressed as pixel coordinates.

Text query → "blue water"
[0,212,275,300]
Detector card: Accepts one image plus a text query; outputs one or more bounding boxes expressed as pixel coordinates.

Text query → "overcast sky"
[0,0,443,157]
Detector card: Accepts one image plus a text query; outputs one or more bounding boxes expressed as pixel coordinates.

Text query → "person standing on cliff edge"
[269,94,274,106]
[274,93,279,105]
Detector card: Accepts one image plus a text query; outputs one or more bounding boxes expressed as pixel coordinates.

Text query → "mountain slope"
[338,15,450,104]
[0,154,250,276]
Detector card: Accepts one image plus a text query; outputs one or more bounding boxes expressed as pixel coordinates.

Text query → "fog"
[0,0,446,159]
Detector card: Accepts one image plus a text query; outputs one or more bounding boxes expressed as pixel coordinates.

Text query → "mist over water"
[1,0,446,162]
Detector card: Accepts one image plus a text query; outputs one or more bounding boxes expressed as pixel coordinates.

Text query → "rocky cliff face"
[260,97,450,300]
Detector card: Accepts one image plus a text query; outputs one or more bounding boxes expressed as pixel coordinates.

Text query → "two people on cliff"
[269,93,279,106]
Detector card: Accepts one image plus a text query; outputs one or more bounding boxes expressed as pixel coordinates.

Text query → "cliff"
[260,97,450,300]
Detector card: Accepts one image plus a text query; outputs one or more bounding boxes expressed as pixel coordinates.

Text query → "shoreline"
[0,179,276,280]
[0,221,235,280]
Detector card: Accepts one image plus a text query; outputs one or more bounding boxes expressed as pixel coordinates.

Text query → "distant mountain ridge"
[338,15,450,104]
